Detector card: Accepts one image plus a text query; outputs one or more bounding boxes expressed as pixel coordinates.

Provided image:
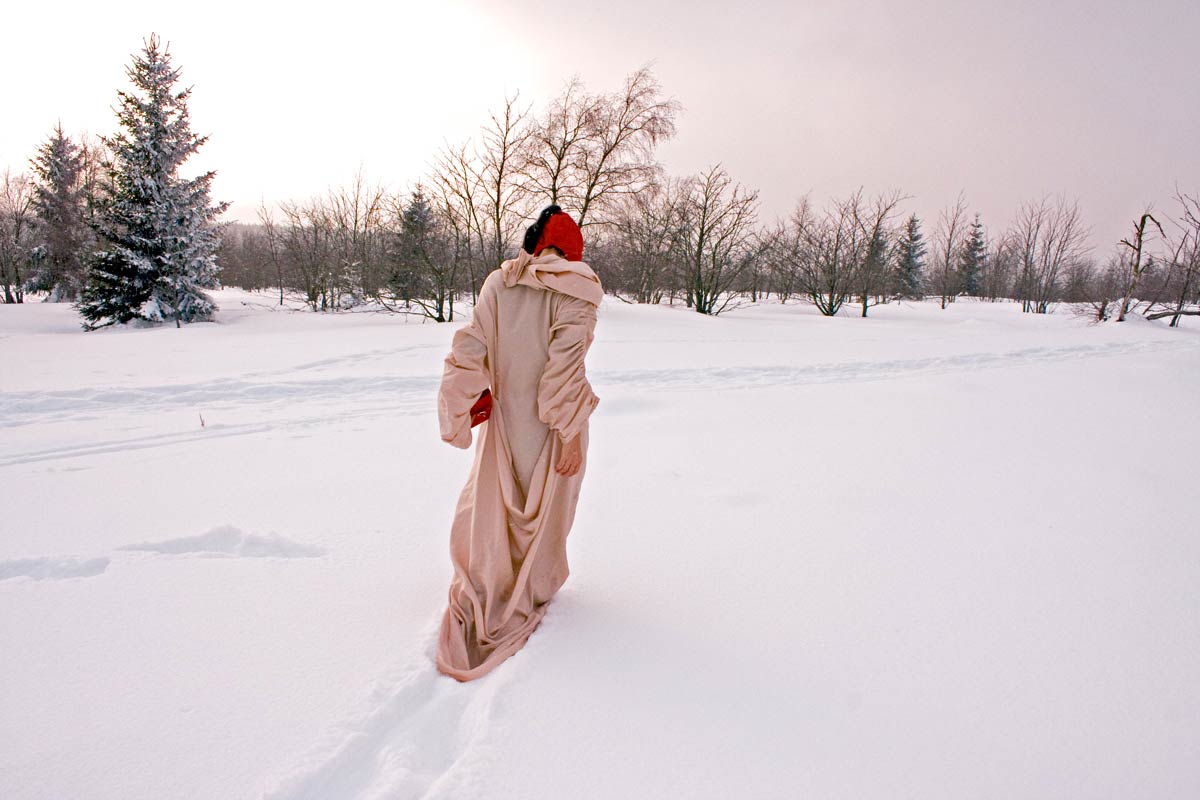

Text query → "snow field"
[2,290,1198,799]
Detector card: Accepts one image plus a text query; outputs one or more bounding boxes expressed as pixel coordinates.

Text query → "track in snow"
[263,624,505,800]
[0,339,1188,470]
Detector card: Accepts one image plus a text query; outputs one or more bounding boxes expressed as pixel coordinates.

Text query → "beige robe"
[435,248,602,681]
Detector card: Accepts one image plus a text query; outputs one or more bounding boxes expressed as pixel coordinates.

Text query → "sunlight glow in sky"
[4,0,1197,254]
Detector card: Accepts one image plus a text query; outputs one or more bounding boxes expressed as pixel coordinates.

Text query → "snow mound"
[118,525,325,559]
[0,556,110,581]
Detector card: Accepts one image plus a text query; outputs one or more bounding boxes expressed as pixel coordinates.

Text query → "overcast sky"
[3,0,1197,254]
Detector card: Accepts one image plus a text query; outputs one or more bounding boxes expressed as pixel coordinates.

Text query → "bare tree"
[854,190,905,316]
[739,227,780,303]
[1145,190,1200,326]
[1,169,35,304]
[931,193,968,310]
[477,96,533,272]
[274,196,336,311]
[257,204,288,305]
[431,95,532,302]
[326,169,387,299]
[79,134,108,233]
[260,173,388,312]
[525,76,598,207]
[677,165,759,315]
[1009,196,1088,314]
[430,140,488,303]
[574,66,680,228]
[1059,255,1118,322]
[981,232,1017,302]
[761,221,803,303]
[1080,257,1125,322]
[1116,210,1165,322]
[606,179,684,304]
[791,192,870,316]
[215,222,273,292]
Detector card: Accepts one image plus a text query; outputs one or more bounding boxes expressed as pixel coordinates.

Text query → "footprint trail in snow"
[264,624,505,800]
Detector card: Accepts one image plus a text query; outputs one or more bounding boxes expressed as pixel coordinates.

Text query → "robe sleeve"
[537,292,599,443]
[437,289,492,450]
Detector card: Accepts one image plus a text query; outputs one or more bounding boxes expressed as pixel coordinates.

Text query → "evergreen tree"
[894,213,927,299]
[29,124,91,302]
[386,186,457,322]
[958,213,986,297]
[393,187,435,298]
[79,34,228,329]
[859,223,890,316]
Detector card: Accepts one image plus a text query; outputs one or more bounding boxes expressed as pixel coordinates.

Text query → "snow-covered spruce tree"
[957,213,986,298]
[894,213,926,299]
[79,34,228,329]
[29,124,92,302]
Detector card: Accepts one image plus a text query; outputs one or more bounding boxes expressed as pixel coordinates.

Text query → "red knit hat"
[534,212,584,262]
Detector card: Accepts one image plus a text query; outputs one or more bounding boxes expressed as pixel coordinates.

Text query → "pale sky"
[3,0,1197,254]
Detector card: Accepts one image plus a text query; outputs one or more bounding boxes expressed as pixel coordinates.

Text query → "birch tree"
[574,67,679,228]
[526,77,597,207]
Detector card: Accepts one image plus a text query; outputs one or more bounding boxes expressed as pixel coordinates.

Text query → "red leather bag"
[470,388,493,427]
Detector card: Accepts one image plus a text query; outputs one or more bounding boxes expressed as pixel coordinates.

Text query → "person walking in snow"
[435,205,602,681]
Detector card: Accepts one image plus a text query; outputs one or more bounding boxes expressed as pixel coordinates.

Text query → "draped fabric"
[500,247,604,308]
[435,250,601,681]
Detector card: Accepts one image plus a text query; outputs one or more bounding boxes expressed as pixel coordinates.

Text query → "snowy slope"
[2,290,1198,799]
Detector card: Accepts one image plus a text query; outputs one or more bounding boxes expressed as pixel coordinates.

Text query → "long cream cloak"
[435,248,601,681]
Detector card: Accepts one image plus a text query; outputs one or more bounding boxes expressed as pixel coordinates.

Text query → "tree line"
[2,40,1197,328]
[211,67,1200,326]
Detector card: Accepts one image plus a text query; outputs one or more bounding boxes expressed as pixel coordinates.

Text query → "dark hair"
[522,205,562,255]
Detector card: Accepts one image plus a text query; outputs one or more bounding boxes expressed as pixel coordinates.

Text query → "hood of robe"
[500,248,604,307]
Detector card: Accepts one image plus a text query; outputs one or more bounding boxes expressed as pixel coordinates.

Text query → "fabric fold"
[537,292,600,443]
[437,316,490,450]
[500,248,604,308]
[434,251,602,681]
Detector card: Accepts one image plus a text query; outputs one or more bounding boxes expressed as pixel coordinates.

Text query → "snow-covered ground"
[2,289,1198,799]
